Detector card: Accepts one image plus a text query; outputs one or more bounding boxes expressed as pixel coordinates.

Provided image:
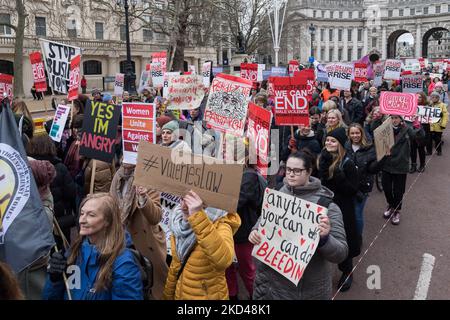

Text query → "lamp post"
[268,0,288,67]
[308,23,316,67]
[117,0,137,95]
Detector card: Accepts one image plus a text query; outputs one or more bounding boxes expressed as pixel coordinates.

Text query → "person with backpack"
[163,190,241,300]
[43,193,143,300]
[225,154,267,300]
[317,127,360,292]
[110,163,168,300]
[249,151,348,300]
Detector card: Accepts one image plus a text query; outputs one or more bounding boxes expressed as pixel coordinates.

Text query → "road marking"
[413,253,436,300]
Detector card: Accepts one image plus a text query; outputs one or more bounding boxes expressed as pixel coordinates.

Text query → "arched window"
[120,60,136,74]
[0,60,13,75]
[83,60,102,75]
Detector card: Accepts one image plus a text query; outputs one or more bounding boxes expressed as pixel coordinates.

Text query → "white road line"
[413,253,436,300]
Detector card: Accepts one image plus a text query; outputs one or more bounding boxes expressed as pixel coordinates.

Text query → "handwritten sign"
[202,62,212,88]
[403,105,442,124]
[252,188,327,285]
[326,63,354,90]
[49,104,71,142]
[0,73,13,99]
[247,103,272,177]
[159,192,182,256]
[380,91,418,116]
[166,75,205,110]
[29,51,47,92]
[134,142,244,213]
[402,75,423,94]
[374,117,395,161]
[122,102,156,165]
[67,55,81,101]
[79,101,121,163]
[204,73,252,136]
[383,59,402,80]
[163,72,181,98]
[114,73,124,96]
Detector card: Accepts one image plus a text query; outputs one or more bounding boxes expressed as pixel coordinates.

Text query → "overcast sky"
[398,33,414,44]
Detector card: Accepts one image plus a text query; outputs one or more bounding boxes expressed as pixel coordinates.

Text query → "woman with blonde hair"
[12,99,34,140]
[318,127,360,292]
[43,193,143,300]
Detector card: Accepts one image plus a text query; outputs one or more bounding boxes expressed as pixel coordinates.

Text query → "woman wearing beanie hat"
[160,120,192,153]
[29,159,57,225]
[318,126,360,292]
[156,116,173,144]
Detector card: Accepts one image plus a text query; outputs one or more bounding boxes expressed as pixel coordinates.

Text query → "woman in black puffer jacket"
[26,133,77,247]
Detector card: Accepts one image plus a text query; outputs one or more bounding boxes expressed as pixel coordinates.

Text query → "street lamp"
[308,23,316,66]
[117,0,137,95]
[268,0,288,67]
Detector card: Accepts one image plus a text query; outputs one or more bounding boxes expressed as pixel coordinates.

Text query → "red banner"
[379,91,418,117]
[0,73,13,100]
[152,52,167,74]
[272,73,311,126]
[247,103,272,177]
[29,51,47,92]
[288,60,300,76]
[67,55,81,101]
[354,63,368,83]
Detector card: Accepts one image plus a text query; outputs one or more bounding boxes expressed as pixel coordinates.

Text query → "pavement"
[25,95,68,119]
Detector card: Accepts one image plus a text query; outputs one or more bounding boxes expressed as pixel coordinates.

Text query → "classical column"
[363,28,368,55]
[382,26,387,60]
[325,27,330,62]
[317,26,322,61]
[333,28,339,61]
[218,22,223,65]
[415,23,422,57]
[227,33,232,64]
[353,27,358,60]
[343,28,348,61]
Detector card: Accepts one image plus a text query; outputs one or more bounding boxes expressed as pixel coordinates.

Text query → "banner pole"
[89,160,97,195]
[291,126,294,138]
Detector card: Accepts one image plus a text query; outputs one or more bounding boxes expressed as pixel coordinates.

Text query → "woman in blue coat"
[43,193,143,300]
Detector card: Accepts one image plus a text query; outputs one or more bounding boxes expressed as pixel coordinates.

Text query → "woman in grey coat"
[249,151,348,300]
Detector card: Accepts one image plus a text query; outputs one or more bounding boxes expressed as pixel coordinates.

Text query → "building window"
[35,16,46,37]
[0,14,11,35]
[358,48,362,59]
[388,9,393,17]
[436,5,441,14]
[339,12,343,19]
[372,37,377,48]
[329,29,333,41]
[399,9,403,16]
[358,29,362,41]
[67,19,77,38]
[83,60,102,75]
[120,25,126,41]
[348,29,352,41]
[330,49,334,60]
[348,48,352,60]
[338,49,343,61]
[95,22,104,40]
[313,10,316,18]
[338,29,343,41]
[143,29,152,42]
[410,8,415,15]
[321,49,325,59]
[424,7,428,14]
[321,29,325,42]
[120,60,136,74]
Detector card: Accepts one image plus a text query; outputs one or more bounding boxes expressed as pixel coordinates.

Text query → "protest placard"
[40,39,81,94]
[258,64,265,82]
[114,73,125,96]
[404,59,421,73]
[212,67,223,76]
[166,75,205,110]
[383,59,402,80]
[354,63,368,83]
[138,70,151,94]
[204,73,252,136]
[163,72,181,98]
[151,62,164,88]
[0,73,13,99]
[29,51,47,92]
[240,63,258,82]
[79,101,121,163]
[202,62,212,88]
[252,188,327,285]
[67,55,81,101]
[134,142,244,213]
[49,104,71,142]
[418,58,426,69]
[316,64,328,82]
[403,105,442,124]
[288,60,300,76]
[152,51,167,73]
[374,62,385,87]
[402,74,423,94]
[271,67,287,77]
[326,63,354,90]
[247,103,272,177]
[122,102,156,165]
[380,91,418,116]
[159,192,182,256]
[373,117,395,161]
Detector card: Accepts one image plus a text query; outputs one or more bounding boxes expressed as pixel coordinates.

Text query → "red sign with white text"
[379,91,418,117]
[0,73,13,100]
[288,60,300,76]
[247,103,272,177]
[152,52,167,74]
[354,63,368,83]
[67,55,81,101]
[29,51,47,92]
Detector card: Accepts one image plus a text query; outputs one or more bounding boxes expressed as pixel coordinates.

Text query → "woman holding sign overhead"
[250,152,348,300]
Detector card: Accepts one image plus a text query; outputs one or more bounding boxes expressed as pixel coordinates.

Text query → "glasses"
[286,167,307,176]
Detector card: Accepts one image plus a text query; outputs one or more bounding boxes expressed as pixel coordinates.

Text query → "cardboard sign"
[326,63,354,90]
[403,105,442,124]
[152,51,167,73]
[354,63,368,83]
[402,75,423,94]
[151,62,164,88]
[272,74,312,126]
[67,55,81,101]
[49,104,70,142]
[271,67,287,77]
[380,91,418,116]
[134,142,244,213]
[159,192,182,256]
[40,39,81,94]
[288,60,300,76]
[122,102,156,165]
[79,101,121,163]
[373,117,395,161]
[247,103,272,177]
[202,62,212,88]
[316,64,328,83]
[252,188,327,285]
[114,73,125,96]
[166,75,205,110]
[240,63,258,82]
[383,59,402,80]
[29,51,47,92]
[0,73,13,99]
[204,73,252,136]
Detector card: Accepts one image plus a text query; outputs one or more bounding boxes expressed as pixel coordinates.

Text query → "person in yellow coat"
[163,190,241,300]
[429,91,449,156]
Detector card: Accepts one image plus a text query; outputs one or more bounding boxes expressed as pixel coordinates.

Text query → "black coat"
[281,132,322,162]
[345,142,379,194]
[318,150,361,258]
[312,122,326,148]
[341,98,364,126]
[234,168,263,244]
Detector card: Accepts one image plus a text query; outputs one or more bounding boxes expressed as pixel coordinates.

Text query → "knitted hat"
[156,115,172,128]
[29,159,56,197]
[430,91,441,98]
[326,127,348,148]
[103,93,113,103]
[162,120,179,133]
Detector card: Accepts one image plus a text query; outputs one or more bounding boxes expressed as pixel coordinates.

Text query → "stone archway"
[422,26,449,58]
[387,29,412,59]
